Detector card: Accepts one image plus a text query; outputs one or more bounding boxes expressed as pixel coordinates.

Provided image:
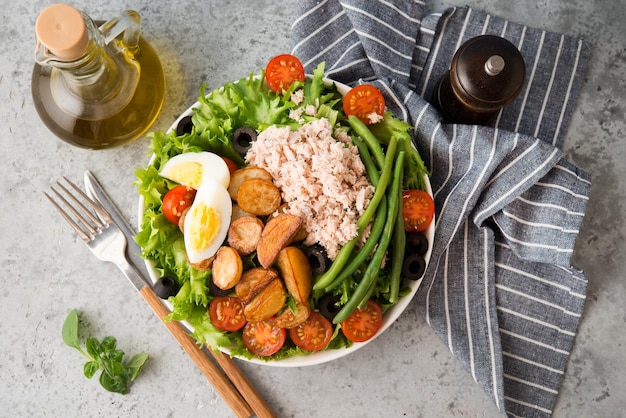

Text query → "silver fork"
[45,177,260,418]
[45,177,146,291]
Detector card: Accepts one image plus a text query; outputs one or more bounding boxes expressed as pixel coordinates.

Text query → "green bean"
[333,150,405,324]
[317,137,385,292]
[312,237,358,291]
[361,148,405,308]
[352,137,380,186]
[313,133,395,291]
[324,196,388,291]
[388,141,406,304]
[358,267,379,309]
[333,199,395,323]
[387,195,406,303]
[348,115,385,169]
[323,136,391,291]
[356,135,397,231]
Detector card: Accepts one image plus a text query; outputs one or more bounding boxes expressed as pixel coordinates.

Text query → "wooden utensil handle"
[209,349,277,418]
[140,286,253,418]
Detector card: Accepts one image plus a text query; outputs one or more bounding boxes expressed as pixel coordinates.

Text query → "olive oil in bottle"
[32,4,165,149]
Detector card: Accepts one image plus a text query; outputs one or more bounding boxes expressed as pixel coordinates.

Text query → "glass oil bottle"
[32,4,165,149]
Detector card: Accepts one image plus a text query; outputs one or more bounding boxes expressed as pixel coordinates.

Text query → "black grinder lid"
[450,35,526,111]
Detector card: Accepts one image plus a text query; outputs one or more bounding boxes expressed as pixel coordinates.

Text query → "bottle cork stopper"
[35,4,88,61]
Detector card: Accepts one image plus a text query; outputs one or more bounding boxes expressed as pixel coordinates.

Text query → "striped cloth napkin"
[291,1,591,416]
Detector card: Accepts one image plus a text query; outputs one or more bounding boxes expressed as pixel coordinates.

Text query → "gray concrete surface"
[2,1,624,417]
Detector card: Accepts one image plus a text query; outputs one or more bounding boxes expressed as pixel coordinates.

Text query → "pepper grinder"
[432,35,526,125]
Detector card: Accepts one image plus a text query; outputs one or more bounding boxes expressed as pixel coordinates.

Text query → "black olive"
[318,294,342,322]
[406,232,429,255]
[176,115,194,136]
[153,276,180,299]
[402,253,426,280]
[302,244,329,277]
[232,126,257,156]
[208,276,234,297]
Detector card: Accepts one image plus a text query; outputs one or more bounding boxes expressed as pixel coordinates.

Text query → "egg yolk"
[188,203,221,251]
[169,162,204,190]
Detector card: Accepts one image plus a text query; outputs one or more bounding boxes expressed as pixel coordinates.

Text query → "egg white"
[183,178,232,264]
[159,151,230,189]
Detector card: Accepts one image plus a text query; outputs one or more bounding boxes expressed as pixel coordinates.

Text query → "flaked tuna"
[246,118,374,259]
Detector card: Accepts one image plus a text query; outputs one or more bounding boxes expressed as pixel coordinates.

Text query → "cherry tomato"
[342,84,385,125]
[209,296,247,332]
[265,54,305,93]
[161,185,196,225]
[340,299,383,343]
[289,312,333,351]
[402,189,435,232]
[221,156,238,174]
[242,317,287,357]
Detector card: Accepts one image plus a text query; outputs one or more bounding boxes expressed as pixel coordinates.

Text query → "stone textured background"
[1,1,623,417]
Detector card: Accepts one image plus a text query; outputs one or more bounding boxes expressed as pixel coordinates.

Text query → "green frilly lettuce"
[369,111,430,191]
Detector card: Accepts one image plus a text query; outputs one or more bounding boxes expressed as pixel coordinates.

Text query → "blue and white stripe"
[291,1,591,416]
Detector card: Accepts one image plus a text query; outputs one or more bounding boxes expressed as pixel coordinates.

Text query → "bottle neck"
[36,16,114,95]
[35,14,139,120]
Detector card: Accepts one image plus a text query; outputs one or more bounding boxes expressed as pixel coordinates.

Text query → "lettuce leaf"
[369,111,430,191]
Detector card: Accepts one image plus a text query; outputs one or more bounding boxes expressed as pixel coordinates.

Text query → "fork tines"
[45,177,112,243]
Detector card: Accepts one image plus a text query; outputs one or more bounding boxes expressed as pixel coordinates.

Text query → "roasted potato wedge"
[236,178,281,216]
[231,204,253,223]
[235,267,279,304]
[257,214,303,268]
[291,225,308,242]
[228,216,264,256]
[276,246,312,305]
[243,278,287,323]
[275,206,307,242]
[274,302,311,329]
[211,246,243,290]
[228,166,273,201]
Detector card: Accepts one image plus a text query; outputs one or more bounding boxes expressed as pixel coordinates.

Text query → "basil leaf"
[85,337,101,359]
[101,336,117,351]
[99,370,129,394]
[105,348,125,364]
[61,309,81,349]
[83,361,100,379]
[127,353,149,381]
[62,308,149,394]
[109,360,127,377]
[100,355,124,378]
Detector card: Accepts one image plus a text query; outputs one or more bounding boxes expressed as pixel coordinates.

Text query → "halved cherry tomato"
[340,299,383,343]
[265,54,305,93]
[221,156,238,175]
[289,311,333,351]
[342,84,385,125]
[209,296,247,332]
[242,317,286,357]
[402,189,435,232]
[161,185,196,225]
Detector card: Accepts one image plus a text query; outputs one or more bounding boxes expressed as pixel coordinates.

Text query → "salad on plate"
[135,54,434,365]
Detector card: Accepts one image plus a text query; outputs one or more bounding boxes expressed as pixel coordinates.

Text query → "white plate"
[138,77,434,367]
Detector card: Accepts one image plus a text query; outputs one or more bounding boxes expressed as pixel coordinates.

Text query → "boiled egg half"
[183,178,232,264]
[159,151,230,189]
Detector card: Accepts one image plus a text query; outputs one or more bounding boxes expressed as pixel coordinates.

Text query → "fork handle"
[140,285,254,418]
[114,256,254,417]
[116,258,273,417]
